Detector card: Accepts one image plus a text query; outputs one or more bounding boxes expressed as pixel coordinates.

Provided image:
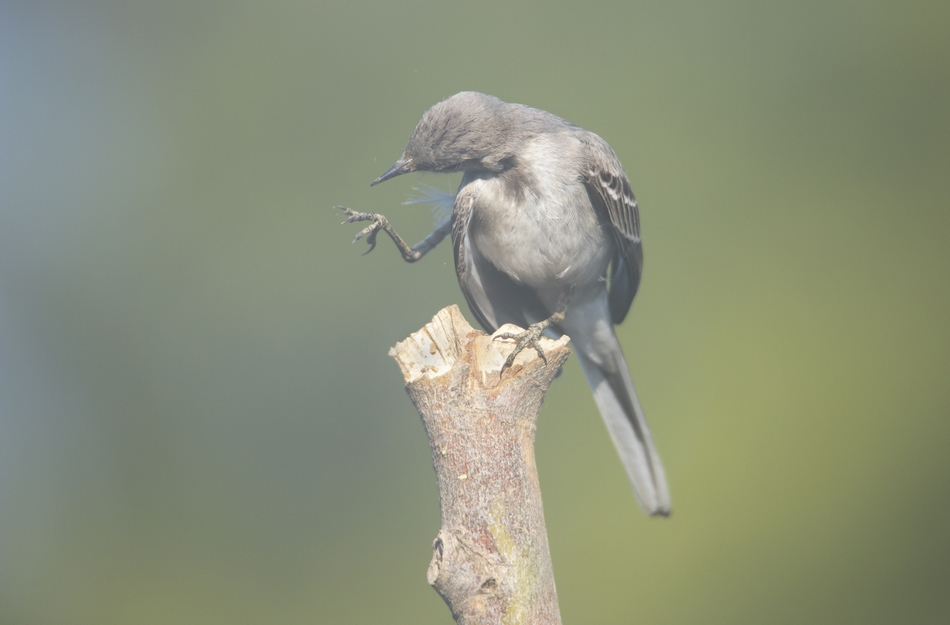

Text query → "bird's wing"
[452,193,499,332]
[583,136,643,324]
[452,189,551,334]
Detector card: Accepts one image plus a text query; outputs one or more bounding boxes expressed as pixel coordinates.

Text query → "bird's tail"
[574,331,671,516]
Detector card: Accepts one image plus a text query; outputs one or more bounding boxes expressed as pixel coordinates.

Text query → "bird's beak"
[371,154,414,186]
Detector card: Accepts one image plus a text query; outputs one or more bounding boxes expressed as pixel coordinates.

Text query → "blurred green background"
[2,1,948,623]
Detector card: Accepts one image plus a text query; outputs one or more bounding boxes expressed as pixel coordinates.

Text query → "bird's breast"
[464,173,612,291]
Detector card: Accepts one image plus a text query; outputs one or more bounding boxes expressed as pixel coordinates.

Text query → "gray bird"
[339,92,670,516]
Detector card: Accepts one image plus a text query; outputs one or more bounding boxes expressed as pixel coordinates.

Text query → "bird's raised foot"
[336,205,391,254]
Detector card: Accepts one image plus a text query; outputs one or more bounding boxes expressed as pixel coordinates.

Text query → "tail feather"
[575,335,670,516]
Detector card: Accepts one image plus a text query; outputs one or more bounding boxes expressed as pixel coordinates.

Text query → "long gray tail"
[573,330,670,516]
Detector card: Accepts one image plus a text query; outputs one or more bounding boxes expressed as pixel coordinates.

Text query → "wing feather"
[583,136,643,324]
[452,188,551,334]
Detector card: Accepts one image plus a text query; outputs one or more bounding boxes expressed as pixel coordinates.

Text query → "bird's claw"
[494,324,548,375]
[337,206,387,255]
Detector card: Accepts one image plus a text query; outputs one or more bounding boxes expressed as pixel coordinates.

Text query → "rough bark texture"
[389,305,569,625]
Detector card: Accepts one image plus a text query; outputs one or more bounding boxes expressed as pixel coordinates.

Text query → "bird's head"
[372,92,515,186]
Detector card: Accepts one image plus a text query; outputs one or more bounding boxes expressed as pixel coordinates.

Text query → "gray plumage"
[369,92,669,516]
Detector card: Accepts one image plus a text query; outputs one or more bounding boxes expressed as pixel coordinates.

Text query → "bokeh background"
[2,1,948,623]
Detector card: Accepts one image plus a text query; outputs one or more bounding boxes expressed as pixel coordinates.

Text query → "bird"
[338,92,670,516]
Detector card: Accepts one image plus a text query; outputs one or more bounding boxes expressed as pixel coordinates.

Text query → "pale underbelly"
[472,215,612,290]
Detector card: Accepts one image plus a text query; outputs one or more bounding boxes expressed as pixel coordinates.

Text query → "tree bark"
[389,305,569,625]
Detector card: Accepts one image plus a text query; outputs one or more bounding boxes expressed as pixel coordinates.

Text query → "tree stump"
[389,305,570,625]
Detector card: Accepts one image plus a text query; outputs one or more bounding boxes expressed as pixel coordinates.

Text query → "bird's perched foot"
[494,310,566,375]
[337,206,391,254]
